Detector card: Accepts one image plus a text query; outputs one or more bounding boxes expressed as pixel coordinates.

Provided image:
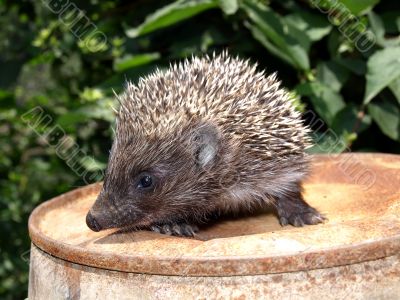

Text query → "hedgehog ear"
[192,123,220,169]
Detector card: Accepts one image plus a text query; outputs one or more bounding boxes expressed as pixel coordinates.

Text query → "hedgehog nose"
[86,211,102,232]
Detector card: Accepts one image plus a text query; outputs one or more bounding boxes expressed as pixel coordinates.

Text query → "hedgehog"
[86,53,325,237]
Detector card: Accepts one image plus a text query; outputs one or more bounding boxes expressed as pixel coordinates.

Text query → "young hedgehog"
[86,53,325,237]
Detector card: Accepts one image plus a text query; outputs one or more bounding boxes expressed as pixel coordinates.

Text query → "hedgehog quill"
[86,54,325,237]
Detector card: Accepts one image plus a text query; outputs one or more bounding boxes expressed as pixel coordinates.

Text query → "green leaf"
[284,11,332,42]
[114,53,160,72]
[327,30,342,57]
[368,99,400,141]
[57,112,87,128]
[331,104,371,136]
[389,77,400,104]
[364,46,400,104]
[296,81,346,126]
[368,11,399,47]
[244,22,295,67]
[335,57,366,75]
[79,88,104,103]
[368,11,385,46]
[78,101,116,123]
[241,0,310,70]
[125,0,218,38]
[218,0,238,15]
[316,60,350,92]
[338,0,380,15]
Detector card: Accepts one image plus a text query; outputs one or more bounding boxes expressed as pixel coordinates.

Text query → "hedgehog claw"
[150,223,199,237]
[276,194,326,227]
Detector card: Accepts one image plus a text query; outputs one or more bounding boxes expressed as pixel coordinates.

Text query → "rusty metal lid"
[28,153,400,276]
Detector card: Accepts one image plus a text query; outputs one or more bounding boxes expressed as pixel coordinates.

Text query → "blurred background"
[0,0,399,298]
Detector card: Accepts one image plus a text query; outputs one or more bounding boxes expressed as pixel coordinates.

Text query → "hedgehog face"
[86,122,223,232]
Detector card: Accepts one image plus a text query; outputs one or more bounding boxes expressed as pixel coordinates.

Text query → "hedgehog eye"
[137,174,153,189]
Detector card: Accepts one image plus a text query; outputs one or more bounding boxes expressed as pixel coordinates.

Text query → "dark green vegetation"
[0,0,399,298]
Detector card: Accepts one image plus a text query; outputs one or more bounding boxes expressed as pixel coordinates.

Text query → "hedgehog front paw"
[150,223,199,237]
[278,210,325,227]
[277,200,326,227]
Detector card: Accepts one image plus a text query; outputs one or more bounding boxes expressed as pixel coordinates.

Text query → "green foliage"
[126,0,219,38]
[364,46,400,104]
[0,0,399,298]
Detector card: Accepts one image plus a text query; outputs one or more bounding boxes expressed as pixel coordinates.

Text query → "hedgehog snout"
[86,190,117,231]
[86,211,102,232]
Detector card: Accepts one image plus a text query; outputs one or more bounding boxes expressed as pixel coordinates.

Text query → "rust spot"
[272,274,283,283]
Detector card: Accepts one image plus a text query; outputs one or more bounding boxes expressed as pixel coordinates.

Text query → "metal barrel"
[28,153,400,299]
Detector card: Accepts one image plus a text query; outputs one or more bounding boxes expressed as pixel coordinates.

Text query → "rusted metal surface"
[29,244,400,299]
[28,153,400,277]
